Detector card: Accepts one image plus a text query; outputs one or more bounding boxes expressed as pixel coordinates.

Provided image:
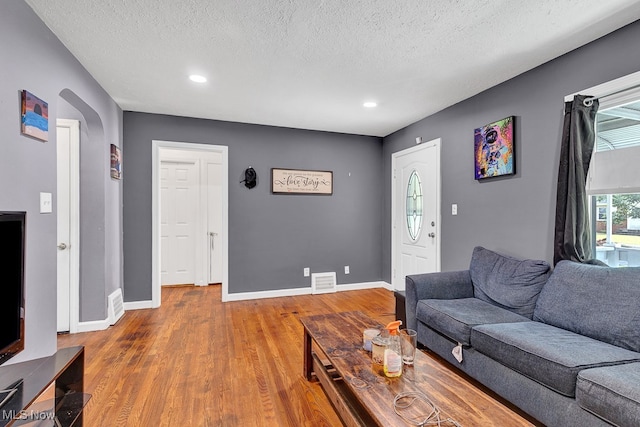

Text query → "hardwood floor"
[57,285,396,426]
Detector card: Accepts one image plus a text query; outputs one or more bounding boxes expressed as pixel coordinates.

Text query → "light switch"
[40,192,52,213]
[452,204,458,216]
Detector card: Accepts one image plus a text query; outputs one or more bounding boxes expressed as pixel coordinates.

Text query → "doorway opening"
[56,119,80,333]
[152,141,229,307]
[57,88,112,333]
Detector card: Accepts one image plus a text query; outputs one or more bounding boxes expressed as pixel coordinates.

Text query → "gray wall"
[382,19,640,280]
[0,0,123,362]
[123,113,383,301]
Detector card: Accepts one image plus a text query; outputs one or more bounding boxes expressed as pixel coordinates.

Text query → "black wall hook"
[241,166,257,189]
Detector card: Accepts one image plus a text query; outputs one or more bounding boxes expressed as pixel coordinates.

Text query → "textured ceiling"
[24,0,640,137]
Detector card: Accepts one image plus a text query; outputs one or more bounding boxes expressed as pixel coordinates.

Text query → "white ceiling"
[24,0,640,137]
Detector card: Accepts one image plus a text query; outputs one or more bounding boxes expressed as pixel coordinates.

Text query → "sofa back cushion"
[533,260,640,352]
[469,246,551,319]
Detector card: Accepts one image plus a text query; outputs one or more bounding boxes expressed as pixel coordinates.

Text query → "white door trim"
[391,139,442,290]
[152,140,229,307]
[56,119,80,333]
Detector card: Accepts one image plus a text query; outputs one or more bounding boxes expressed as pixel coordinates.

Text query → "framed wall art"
[110,144,122,180]
[21,90,49,142]
[474,116,514,180]
[271,168,333,195]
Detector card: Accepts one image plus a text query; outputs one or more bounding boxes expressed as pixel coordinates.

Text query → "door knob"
[209,232,218,251]
[58,243,68,250]
[428,233,435,238]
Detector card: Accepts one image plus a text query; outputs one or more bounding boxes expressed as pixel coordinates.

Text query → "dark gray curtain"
[553,94,599,265]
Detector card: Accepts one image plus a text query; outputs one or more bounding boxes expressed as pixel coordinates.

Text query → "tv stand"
[0,346,86,427]
[0,379,23,411]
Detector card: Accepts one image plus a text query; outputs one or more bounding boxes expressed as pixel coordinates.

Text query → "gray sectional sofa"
[405,246,640,427]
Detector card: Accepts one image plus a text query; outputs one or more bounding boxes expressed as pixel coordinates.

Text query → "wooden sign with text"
[271,168,333,195]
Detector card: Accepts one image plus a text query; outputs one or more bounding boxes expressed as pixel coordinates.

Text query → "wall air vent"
[108,288,125,325]
[311,272,337,294]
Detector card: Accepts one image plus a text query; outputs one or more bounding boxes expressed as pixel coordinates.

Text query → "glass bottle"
[383,320,403,378]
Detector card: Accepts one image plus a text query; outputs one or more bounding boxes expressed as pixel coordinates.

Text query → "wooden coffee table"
[300,311,537,427]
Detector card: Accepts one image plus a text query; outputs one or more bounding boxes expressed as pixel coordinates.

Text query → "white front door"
[392,139,441,291]
[56,119,80,332]
[160,160,198,286]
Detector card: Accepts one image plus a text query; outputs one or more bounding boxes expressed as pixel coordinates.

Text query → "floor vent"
[108,288,125,325]
[311,272,337,294]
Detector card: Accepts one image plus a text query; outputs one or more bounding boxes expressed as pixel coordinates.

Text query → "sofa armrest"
[405,270,473,330]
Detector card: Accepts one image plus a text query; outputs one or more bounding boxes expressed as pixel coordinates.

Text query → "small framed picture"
[21,90,49,142]
[110,144,122,180]
[474,116,515,180]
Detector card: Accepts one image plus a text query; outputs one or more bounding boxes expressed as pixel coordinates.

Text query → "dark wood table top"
[300,311,536,427]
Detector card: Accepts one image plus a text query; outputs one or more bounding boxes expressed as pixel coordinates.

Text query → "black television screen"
[0,212,26,365]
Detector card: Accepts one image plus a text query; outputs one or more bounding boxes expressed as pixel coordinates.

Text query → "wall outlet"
[344,265,350,274]
[303,268,310,277]
[451,203,458,216]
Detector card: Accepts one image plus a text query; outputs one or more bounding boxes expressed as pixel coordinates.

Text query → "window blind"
[587,144,640,195]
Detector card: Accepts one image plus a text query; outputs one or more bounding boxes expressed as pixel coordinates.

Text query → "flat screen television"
[0,212,26,366]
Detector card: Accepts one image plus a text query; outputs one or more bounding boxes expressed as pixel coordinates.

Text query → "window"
[406,170,423,241]
[596,206,607,221]
[590,93,640,267]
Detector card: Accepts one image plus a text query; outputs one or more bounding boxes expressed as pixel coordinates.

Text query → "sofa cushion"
[471,322,640,397]
[577,363,640,427]
[533,260,640,352]
[416,298,530,346]
[469,246,551,319]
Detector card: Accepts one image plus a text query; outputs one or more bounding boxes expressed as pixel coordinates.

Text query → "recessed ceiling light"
[363,101,377,108]
[189,74,207,83]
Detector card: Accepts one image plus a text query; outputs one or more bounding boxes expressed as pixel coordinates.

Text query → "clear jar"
[371,335,389,375]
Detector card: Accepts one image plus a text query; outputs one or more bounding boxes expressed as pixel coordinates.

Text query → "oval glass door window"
[406,170,423,241]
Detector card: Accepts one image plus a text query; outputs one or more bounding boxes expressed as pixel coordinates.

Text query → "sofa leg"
[394,291,406,326]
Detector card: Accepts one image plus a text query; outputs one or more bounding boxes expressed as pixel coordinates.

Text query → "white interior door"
[56,119,79,333]
[392,139,441,291]
[160,160,198,286]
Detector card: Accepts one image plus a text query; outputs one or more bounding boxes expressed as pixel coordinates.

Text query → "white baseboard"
[123,300,154,311]
[225,286,312,302]
[76,318,110,333]
[225,281,391,302]
[122,282,393,306]
[337,281,391,291]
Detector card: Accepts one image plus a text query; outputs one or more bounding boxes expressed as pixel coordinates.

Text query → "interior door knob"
[428,232,435,238]
[57,243,68,250]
